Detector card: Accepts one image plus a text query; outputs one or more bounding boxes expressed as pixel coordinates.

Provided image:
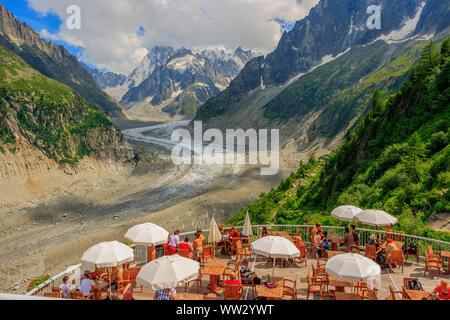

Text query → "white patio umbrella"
[354,209,398,227]
[81,241,134,298]
[136,255,200,290]
[124,223,169,262]
[325,253,381,289]
[251,236,300,277]
[208,217,222,256]
[242,212,253,236]
[331,205,362,222]
[124,223,169,246]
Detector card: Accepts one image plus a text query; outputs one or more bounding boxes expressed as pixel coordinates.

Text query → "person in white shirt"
[59,276,71,299]
[168,230,180,255]
[79,271,96,298]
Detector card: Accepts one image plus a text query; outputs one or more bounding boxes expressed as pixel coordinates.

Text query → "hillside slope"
[0,3,125,119]
[0,46,135,206]
[228,39,450,241]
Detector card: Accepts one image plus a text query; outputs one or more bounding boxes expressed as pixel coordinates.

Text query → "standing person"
[229,227,240,241]
[433,279,449,300]
[80,271,96,299]
[339,227,354,251]
[59,276,71,299]
[197,229,206,243]
[321,232,331,251]
[193,233,203,261]
[168,230,180,255]
[313,231,323,257]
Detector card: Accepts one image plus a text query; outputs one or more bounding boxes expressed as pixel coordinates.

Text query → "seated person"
[178,237,193,255]
[339,227,354,251]
[433,279,449,300]
[240,259,261,285]
[294,235,305,247]
[321,232,331,250]
[59,276,71,299]
[261,227,270,237]
[225,272,243,290]
[229,227,240,241]
[351,225,360,244]
[154,288,182,300]
[368,234,379,249]
[80,271,96,299]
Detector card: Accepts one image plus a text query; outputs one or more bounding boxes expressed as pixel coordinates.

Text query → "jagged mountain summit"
[194,0,450,152]
[87,46,256,120]
[0,2,125,119]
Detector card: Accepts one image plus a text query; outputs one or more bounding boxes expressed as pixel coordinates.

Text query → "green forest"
[229,39,450,242]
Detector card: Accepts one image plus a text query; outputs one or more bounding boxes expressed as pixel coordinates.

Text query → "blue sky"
[1,0,315,74]
[2,0,86,59]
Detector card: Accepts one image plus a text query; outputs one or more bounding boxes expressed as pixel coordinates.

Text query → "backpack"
[408,279,423,291]
[407,242,418,254]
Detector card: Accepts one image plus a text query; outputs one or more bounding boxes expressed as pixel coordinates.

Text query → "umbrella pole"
[109,267,112,300]
[272,258,275,278]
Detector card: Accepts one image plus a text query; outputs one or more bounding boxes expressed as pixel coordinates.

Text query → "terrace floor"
[131,253,450,300]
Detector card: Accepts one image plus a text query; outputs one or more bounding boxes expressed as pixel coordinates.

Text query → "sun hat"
[387,238,393,244]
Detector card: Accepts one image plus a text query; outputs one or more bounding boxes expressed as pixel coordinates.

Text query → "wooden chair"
[121,283,132,300]
[281,276,297,300]
[224,283,243,300]
[116,279,131,300]
[404,243,420,265]
[178,248,190,259]
[128,266,142,292]
[306,273,324,300]
[385,285,408,300]
[424,247,443,278]
[348,244,360,254]
[365,244,377,260]
[312,243,325,259]
[294,245,307,267]
[185,268,203,292]
[387,250,404,273]
[239,272,256,300]
[199,245,213,267]
[70,291,88,300]
[236,240,252,260]
[44,292,61,298]
[231,238,242,256]
[360,289,378,300]
[214,240,227,256]
[403,277,423,291]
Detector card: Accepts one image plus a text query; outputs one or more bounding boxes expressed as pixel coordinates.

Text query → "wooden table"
[272,232,294,242]
[405,290,432,300]
[202,265,225,296]
[179,293,219,300]
[327,251,346,259]
[441,251,450,274]
[335,292,362,300]
[329,277,354,293]
[205,259,229,268]
[258,278,284,300]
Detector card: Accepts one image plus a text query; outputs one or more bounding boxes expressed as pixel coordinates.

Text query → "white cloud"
[26,0,319,74]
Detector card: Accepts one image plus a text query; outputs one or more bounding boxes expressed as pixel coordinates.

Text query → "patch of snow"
[167,55,203,72]
[371,2,426,45]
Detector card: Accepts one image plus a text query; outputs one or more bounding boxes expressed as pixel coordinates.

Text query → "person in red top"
[178,237,193,254]
[229,227,240,240]
[433,279,449,300]
[224,272,243,289]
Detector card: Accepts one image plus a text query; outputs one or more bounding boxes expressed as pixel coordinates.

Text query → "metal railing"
[25,225,449,296]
